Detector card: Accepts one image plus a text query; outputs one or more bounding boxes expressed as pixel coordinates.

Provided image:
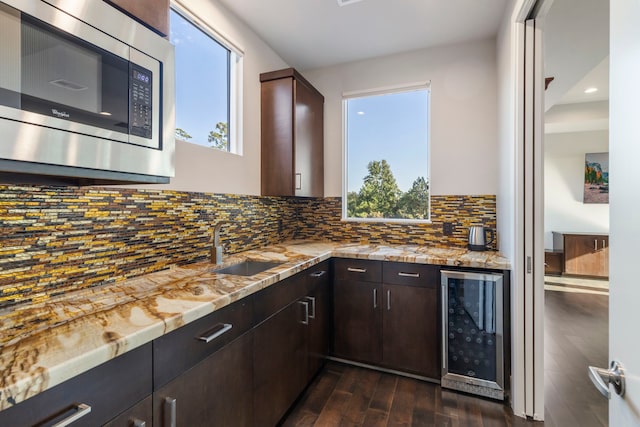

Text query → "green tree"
[398,176,430,219]
[175,128,192,140]
[208,121,228,151]
[349,160,401,218]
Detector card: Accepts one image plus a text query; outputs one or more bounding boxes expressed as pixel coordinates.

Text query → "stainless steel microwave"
[0,0,175,184]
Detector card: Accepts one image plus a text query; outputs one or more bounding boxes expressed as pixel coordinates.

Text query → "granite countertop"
[0,240,509,411]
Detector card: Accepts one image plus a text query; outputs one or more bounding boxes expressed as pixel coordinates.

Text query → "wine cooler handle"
[441,281,447,373]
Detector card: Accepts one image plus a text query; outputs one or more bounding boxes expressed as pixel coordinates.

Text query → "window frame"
[170,2,244,154]
[341,82,432,223]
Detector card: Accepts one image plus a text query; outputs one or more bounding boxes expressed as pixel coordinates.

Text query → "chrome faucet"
[211,221,228,264]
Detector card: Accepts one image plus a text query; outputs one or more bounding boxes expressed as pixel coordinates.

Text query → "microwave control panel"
[130,64,153,139]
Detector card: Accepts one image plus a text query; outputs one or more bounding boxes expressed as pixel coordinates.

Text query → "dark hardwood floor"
[282,289,608,426]
[544,289,608,427]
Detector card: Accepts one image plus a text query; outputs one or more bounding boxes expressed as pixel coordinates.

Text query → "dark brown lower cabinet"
[153,331,253,427]
[332,259,440,379]
[305,267,330,382]
[333,279,382,365]
[0,344,152,427]
[253,300,308,427]
[382,283,438,378]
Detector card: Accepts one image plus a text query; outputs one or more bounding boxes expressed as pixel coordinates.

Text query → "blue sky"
[346,90,429,193]
[170,10,228,147]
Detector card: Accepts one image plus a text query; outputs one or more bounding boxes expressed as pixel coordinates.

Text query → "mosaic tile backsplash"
[0,186,495,308]
[294,196,497,248]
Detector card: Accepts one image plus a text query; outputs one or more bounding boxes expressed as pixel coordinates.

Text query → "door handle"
[305,296,316,319]
[373,288,377,309]
[588,361,625,399]
[386,289,391,311]
[164,397,176,427]
[300,300,310,325]
[131,419,146,427]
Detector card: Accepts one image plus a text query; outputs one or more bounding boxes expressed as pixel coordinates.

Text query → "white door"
[597,0,640,424]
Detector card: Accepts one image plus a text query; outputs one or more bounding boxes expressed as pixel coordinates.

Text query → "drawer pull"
[50,403,91,427]
[305,296,316,319]
[164,397,176,427]
[347,267,367,273]
[197,323,233,343]
[310,270,326,278]
[387,289,391,311]
[131,419,146,427]
[398,272,420,278]
[373,288,378,309]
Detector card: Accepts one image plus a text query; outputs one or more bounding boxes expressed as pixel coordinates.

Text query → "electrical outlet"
[443,222,454,235]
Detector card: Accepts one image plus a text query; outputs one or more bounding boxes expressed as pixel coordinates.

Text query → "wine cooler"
[441,270,505,400]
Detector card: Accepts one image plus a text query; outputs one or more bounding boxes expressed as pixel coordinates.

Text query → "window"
[343,84,430,221]
[170,6,242,152]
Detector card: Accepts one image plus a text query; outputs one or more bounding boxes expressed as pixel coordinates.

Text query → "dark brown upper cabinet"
[104,0,169,36]
[260,68,324,197]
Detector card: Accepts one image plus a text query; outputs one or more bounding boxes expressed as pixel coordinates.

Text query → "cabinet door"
[294,79,324,197]
[564,234,609,277]
[253,300,308,427]
[333,279,382,364]
[261,77,294,196]
[382,283,439,378]
[305,264,330,381]
[153,332,253,427]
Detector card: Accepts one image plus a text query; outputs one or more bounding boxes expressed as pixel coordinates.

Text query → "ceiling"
[217,0,508,70]
[544,0,609,112]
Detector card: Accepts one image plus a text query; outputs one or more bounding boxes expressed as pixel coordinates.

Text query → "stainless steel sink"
[212,260,283,276]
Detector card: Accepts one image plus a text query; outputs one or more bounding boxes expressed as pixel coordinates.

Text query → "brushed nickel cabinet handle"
[300,300,310,325]
[131,419,146,427]
[51,403,91,427]
[387,289,391,311]
[398,272,420,278]
[347,267,367,273]
[196,323,233,343]
[373,288,378,309]
[310,270,326,278]
[305,296,316,319]
[164,397,176,427]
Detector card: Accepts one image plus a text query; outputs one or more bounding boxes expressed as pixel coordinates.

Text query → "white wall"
[303,39,498,197]
[496,0,525,417]
[544,130,609,249]
[142,0,289,195]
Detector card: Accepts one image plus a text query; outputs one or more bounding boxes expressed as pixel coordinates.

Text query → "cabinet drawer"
[153,297,253,389]
[253,273,308,324]
[0,344,152,427]
[333,258,382,282]
[382,262,439,287]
